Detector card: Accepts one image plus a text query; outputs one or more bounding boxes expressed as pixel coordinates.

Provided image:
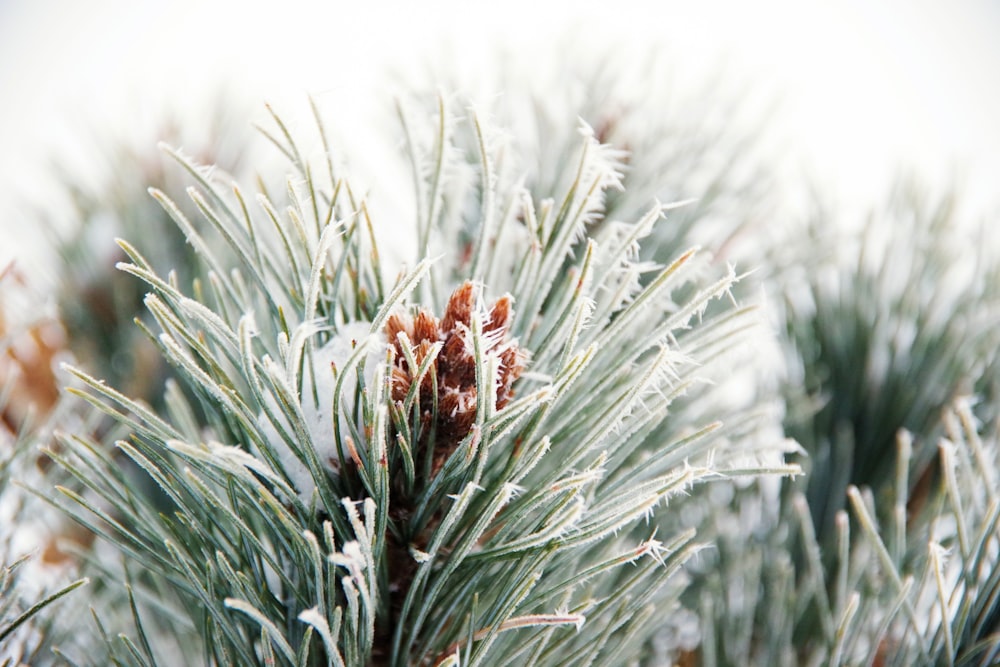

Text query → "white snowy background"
[1,0,999,280]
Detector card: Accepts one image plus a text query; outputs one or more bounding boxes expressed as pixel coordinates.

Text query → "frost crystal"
[257,321,383,501]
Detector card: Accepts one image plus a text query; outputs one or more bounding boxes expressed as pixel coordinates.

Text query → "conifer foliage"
[42,97,792,665]
[4,65,999,667]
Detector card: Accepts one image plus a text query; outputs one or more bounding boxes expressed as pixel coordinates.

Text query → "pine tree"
[3,67,999,667]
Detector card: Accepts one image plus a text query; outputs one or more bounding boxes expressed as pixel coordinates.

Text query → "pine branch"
[48,95,793,666]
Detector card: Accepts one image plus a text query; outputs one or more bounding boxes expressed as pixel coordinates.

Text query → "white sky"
[2,0,999,278]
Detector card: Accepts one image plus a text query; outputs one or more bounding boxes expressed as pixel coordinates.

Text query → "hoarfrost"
[257,322,384,501]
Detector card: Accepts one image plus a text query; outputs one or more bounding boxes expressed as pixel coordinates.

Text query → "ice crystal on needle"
[257,321,383,501]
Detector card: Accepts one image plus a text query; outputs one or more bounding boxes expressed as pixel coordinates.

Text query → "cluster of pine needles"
[2,75,1000,667]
